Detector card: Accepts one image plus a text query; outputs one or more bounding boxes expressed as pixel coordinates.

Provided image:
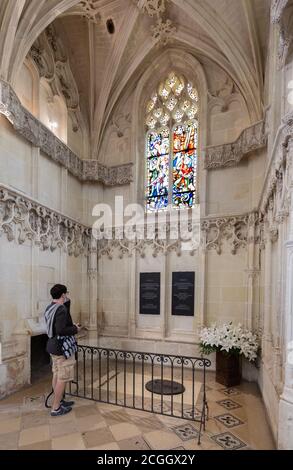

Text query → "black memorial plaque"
[140,272,160,315]
[172,271,195,316]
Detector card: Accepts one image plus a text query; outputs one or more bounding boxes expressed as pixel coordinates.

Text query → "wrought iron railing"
[67,345,211,445]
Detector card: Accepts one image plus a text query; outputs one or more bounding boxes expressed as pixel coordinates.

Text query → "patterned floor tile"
[152,402,171,413]
[171,423,199,441]
[221,388,241,396]
[214,414,244,428]
[210,432,247,450]
[0,372,276,450]
[216,399,242,410]
[183,408,202,420]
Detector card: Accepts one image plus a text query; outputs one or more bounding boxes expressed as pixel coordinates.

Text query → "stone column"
[273,212,286,389]
[128,252,137,338]
[278,186,293,449]
[31,147,40,319]
[263,217,273,363]
[245,213,260,331]
[278,120,293,449]
[87,236,98,332]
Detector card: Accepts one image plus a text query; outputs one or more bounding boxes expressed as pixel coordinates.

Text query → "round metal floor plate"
[145,379,185,395]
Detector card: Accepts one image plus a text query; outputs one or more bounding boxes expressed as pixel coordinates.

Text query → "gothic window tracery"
[145,71,199,211]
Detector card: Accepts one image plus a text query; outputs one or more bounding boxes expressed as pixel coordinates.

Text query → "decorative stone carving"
[97,220,199,259]
[208,75,234,100]
[79,0,101,23]
[29,43,54,80]
[45,25,67,63]
[0,185,91,256]
[96,212,262,259]
[0,181,266,259]
[81,160,133,185]
[205,120,267,169]
[141,0,168,17]
[201,212,261,255]
[151,18,176,45]
[136,0,176,45]
[29,24,81,132]
[0,80,133,186]
[271,0,289,24]
[283,110,293,142]
[259,111,293,236]
[111,113,132,138]
[54,62,79,111]
[271,0,293,69]
[88,268,98,280]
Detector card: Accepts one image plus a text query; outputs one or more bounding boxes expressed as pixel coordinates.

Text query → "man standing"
[44,284,81,416]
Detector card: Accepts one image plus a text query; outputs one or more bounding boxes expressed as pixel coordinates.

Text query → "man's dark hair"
[50,284,67,299]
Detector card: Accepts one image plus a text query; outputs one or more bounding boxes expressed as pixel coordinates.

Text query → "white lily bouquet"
[199,322,259,362]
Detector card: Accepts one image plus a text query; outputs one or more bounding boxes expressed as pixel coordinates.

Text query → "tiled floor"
[0,372,275,450]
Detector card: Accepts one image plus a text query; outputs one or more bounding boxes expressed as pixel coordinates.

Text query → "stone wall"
[1,8,293,449]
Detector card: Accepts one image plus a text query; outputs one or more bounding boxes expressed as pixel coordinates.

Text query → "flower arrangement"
[199,322,259,362]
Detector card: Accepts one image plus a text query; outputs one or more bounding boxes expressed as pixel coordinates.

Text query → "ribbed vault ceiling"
[0,0,270,157]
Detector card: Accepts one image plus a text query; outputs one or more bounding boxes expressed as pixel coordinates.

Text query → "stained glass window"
[145,72,199,211]
[172,123,197,208]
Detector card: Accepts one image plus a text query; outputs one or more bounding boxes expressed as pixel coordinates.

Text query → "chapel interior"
[0,0,293,451]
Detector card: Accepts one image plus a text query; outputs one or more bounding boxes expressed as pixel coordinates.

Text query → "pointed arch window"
[145,72,199,211]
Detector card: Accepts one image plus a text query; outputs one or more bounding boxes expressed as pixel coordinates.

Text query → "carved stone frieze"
[0,80,133,186]
[96,212,262,259]
[0,184,265,259]
[97,220,200,259]
[205,120,267,169]
[201,212,261,255]
[0,185,91,256]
